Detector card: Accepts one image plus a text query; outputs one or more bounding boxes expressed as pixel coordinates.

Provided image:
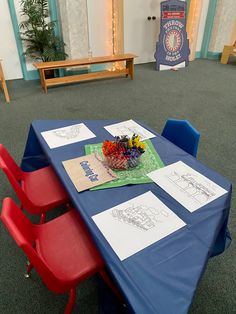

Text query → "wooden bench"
[0,59,10,103]
[34,54,137,93]
[221,19,236,65]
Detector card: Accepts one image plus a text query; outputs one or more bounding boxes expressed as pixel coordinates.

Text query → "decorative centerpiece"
[102,135,145,170]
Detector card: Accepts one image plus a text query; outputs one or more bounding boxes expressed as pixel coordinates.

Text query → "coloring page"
[92,191,186,260]
[104,120,156,141]
[148,161,228,212]
[41,123,96,148]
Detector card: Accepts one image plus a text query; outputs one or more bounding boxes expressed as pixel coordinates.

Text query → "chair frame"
[0,144,69,223]
[1,198,123,313]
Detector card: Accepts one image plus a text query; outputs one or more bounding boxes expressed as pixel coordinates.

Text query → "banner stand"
[155,0,190,71]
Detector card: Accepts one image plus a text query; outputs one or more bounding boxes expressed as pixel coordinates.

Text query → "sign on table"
[62,153,117,192]
[104,120,156,141]
[147,161,228,212]
[92,191,186,260]
[41,123,96,149]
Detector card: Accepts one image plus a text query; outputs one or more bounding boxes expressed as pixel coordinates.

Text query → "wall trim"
[206,51,221,60]
[195,51,221,60]
[200,0,218,58]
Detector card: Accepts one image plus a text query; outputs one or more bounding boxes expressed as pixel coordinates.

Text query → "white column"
[209,0,236,52]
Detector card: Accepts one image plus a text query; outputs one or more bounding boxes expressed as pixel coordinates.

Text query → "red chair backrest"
[1,198,63,293]
[0,144,34,210]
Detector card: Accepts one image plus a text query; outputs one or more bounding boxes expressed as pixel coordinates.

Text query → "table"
[33,54,137,93]
[21,120,232,314]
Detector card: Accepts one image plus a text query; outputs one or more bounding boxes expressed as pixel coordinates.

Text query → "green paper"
[84,140,164,190]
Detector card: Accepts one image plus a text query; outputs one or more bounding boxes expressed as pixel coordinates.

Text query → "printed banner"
[155,0,190,70]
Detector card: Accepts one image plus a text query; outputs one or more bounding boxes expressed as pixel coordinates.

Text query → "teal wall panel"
[206,51,221,60]
[200,0,218,58]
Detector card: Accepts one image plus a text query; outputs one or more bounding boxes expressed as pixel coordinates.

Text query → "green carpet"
[0,59,235,313]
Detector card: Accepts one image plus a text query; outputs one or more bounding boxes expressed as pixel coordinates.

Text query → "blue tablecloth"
[21,120,232,314]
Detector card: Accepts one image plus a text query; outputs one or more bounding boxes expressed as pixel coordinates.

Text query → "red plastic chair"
[1,198,123,314]
[0,144,69,223]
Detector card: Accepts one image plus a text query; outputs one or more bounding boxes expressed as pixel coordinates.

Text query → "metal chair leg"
[99,270,124,304]
[39,213,46,224]
[66,202,72,210]
[64,288,76,314]
[24,262,34,278]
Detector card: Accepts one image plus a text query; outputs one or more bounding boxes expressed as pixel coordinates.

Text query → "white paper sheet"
[92,191,186,260]
[104,120,156,141]
[159,61,186,71]
[147,161,228,212]
[41,123,96,149]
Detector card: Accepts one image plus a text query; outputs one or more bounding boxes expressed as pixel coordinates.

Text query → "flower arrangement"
[102,135,145,169]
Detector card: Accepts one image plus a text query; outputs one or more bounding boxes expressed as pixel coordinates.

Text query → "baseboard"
[206,51,221,60]
[25,70,39,80]
[194,51,221,60]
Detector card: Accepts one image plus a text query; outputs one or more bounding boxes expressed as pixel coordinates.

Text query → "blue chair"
[161,119,200,157]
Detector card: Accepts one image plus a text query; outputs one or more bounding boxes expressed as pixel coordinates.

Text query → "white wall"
[14,0,36,71]
[87,0,112,57]
[0,0,22,80]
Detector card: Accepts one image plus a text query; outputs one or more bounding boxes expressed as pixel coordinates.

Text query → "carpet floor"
[0,59,235,313]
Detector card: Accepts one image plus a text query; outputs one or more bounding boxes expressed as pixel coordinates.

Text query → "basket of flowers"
[102,134,145,170]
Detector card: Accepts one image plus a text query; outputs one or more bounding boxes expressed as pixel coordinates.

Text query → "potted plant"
[19,0,67,77]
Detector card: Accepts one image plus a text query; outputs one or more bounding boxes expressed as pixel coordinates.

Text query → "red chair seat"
[22,166,68,211]
[0,144,69,221]
[35,210,104,285]
[1,198,123,313]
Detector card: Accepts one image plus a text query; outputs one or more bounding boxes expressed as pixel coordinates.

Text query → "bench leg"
[126,59,134,80]
[0,63,10,103]
[40,69,48,93]
[221,47,232,64]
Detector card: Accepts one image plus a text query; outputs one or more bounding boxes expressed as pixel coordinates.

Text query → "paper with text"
[147,161,228,212]
[92,191,186,260]
[41,123,96,149]
[62,153,117,192]
[104,120,156,141]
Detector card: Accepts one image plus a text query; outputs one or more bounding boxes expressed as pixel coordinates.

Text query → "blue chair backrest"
[161,119,200,157]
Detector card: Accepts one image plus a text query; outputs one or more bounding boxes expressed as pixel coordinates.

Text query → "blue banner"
[155,0,190,70]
